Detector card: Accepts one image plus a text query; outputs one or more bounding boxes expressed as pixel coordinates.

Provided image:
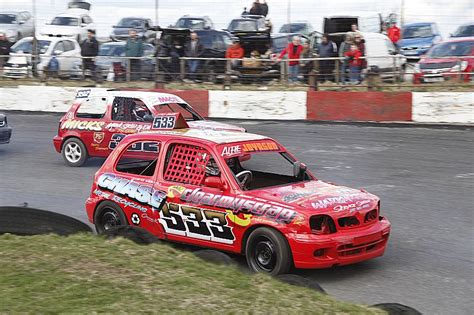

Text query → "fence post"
[180,58,186,80]
[224,59,231,90]
[335,58,340,84]
[279,59,285,83]
[126,58,131,82]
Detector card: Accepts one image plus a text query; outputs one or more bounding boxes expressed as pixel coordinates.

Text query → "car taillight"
[310,215,337,235]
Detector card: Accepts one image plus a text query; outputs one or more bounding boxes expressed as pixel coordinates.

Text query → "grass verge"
[0,233,384,314]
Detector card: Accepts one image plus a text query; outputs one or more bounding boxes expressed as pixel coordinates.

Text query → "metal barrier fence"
[1,54,473,90]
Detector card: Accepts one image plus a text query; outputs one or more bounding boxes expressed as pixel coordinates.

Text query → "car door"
[156,140,236,249]
[61,40,79,74]
[105,97,153,154]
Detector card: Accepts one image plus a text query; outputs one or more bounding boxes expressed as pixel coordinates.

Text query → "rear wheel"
[94,201,128,234]
[245,227,292,275]
[62,138,88,167]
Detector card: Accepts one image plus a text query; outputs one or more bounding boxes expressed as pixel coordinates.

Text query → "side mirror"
[53,50,63,55]
[293,161,307,179]
[143,114,154,122]
[204,176,224,190]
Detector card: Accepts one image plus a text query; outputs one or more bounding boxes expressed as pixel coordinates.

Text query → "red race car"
[85,114,391,275]
[53,89,244,166]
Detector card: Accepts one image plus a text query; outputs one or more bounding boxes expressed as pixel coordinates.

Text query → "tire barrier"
[193,249,236,266]
[372,303,422,315]
[0,206,92,236]
[102,225,161,245]
[276,274,326,294]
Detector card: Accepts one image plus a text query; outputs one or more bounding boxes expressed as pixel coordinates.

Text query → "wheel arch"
[241,224,290,255]
[61,135,87,153]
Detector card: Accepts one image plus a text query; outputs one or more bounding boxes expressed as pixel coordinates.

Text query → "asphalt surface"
[0,113,473,314]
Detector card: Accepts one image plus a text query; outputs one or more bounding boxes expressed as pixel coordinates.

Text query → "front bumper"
[53,135,63,153]
[3,67,29,79]
[0,127,12,144]
[287,217,391,269]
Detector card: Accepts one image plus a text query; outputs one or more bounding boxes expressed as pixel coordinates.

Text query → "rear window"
[452,25,474,38]
[175,18,206,29]
[76,97,108,119]
[402,25,433,38]
[228,20,257,32]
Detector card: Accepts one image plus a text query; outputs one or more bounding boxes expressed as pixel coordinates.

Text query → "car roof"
[137,128,269,145]
[55,13,84,18]
[120,17,147,20]
[19,36,77,43]
[77,89,188,105]
[178,16,207,19]
[0,11,21,15]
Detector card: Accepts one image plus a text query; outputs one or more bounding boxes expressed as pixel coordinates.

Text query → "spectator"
[381,22,388,36]
[299,41,313,83]
[388,22,401,44]
[278,36,303,83]
[169,40,185,80]
[80,29,99,80]
[317,33,337,82]
[249,0,269,16]
[344,44,362,84]
[226,39,244,68]
[354,33,367,70]
[351,23,360,33]
[242,7,249,15]
[338,32,354,84]
[0,32,12,69]
[125,29,144,80]
[184,32,204,81]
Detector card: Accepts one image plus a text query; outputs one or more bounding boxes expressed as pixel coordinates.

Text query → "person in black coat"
[0,32,12,68]
[249,0,269,16]
[184,32,204,81]
[80,29,99,80]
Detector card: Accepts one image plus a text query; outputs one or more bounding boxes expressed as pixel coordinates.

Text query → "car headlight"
[451,61,468,72]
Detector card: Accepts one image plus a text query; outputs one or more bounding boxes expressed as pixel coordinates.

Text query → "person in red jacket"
[344,44,363,84]
[278,36,303,82]
[388,22,401,44]
[225,39,245,68]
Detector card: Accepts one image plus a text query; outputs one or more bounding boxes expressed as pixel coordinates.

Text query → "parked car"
[398,22,442,59]
[156,28,233,82]
[413,38,474,84]
[95,41,156,80]
[0,113,12,144]
[451,22,474,39]
[279,21,314,36]
[323,11,382,46]
[174,15,214,30]
[3,36,81,79]
[41,10,94,42]
[0,11,34,43]
[227,15,269,33]
[110,17,156,42]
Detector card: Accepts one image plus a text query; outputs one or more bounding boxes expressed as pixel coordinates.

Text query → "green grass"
[0,233,385,314]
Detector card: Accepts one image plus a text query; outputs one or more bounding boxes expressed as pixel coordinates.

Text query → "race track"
[0,113,473,314]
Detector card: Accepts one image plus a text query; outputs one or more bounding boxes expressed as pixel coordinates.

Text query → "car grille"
[420,62,457,70]
[337,234,388,257]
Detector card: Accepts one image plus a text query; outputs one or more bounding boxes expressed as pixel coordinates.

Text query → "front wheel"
[94,201,128,234]
[62,138,88,167]
[245,227,292,275]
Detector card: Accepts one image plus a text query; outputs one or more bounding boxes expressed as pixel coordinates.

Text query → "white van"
[360,32,407,79]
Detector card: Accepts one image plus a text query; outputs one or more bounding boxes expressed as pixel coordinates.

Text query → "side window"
[115,140,161,176]
[144,44,154,56]
[111,97,152,122]
[54,41,65,54]
[63,40,75,52]
[76,96,108,118]
[163,143,218,186]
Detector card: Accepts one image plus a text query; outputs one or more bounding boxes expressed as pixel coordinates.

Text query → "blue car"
[399,22,442,59]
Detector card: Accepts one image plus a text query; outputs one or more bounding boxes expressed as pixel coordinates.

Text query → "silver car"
[0,11,34,43]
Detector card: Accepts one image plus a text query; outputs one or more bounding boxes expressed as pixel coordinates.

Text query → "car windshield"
[117,18,144,28]
[228,20,257,32]
[427,41,474,57]
[280,23,306,33]
[220,146,311,190]
[11,40,51,54]
[402,25,433,38]
[153,103,202,121]
[452,25,474,37]
[51,17,79,26]
[175,19,206,29]
[98,44,125,56]
[0,14,17,24]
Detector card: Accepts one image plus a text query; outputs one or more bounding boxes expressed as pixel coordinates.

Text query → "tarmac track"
[0,113,472,314]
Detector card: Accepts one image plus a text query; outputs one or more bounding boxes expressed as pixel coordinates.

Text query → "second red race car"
[53,89,245,166]
[85,115,391,275]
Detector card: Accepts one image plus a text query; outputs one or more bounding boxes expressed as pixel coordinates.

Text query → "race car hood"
[41,25,79,36]
[244,180,379,215]
[187,120,246,132]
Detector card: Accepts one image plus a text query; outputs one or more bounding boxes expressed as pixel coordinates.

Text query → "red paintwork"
[53,91,244,159]
[307,91,412,122]
[85,130,391,269]
[413,38,474,84]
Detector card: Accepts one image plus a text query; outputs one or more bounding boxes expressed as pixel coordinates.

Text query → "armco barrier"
[306,91,412,122]
[0,86,472,124]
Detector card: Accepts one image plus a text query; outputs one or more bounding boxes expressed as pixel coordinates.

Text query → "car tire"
[194,249,236,266]
[276,274,326,294]
[94,201,128,234]
[371,303,422,315]
[62,138,88,167]
[245,227,292,275]
[103,225,161,245]
[0,206,92,236]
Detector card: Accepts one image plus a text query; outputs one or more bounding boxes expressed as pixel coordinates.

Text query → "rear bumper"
[53,135,63,153]
[0,127,12,144]
[287,217,391,269]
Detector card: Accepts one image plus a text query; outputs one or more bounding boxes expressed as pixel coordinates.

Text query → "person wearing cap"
[226,39,244,68]
[80,29,99,80]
